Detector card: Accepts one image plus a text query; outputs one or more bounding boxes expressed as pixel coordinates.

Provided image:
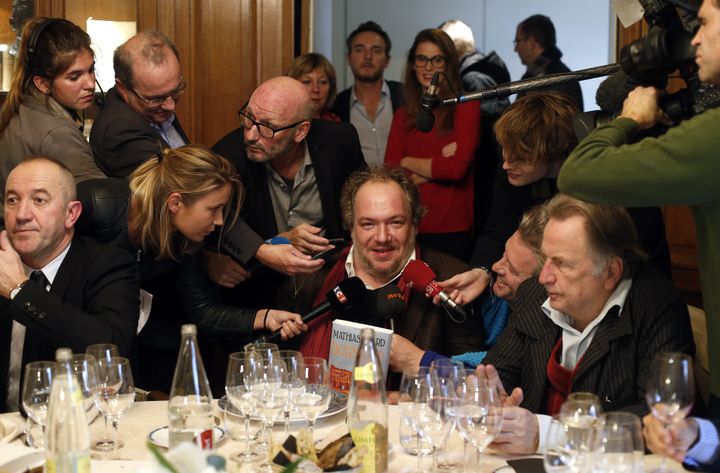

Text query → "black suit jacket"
[331,80,404,123]
[485,266,694,416]
[212,119,367,240]
[0,236,140,412]
[90,87,190,177]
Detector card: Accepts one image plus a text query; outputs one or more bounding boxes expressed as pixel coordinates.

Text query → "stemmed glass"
[70,354,98,422]
[250,356,287,473]
[244,342,279,453]
[399,368,433,473]
[595,412,644,473]
[21,361,55,448]
[86,343,120,451]
[279,350,304,436]
[413,373,462,473]
[456,374,504,472]
[544,416,579,473]
[94,356,135,460]
[295,356,331,440]
[225,351,262,464]
[645,352,695,473]
[559,392,604,472]
[430,359,465,470]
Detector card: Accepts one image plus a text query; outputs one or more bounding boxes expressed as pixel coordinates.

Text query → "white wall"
[313,0,615,111]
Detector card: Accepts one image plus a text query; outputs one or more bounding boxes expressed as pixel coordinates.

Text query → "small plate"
[147,426,226,449]
[218,391,348,424]
[0,418,19,443]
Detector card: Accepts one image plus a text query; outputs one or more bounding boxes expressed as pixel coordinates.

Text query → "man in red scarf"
[296,167,484,371]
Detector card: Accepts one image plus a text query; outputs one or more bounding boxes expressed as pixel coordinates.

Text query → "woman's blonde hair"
[0,17,93,135]
[128,144,243,260]
[286,53,338,114]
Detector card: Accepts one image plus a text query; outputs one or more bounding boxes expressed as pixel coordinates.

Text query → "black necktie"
[30,270,50,292]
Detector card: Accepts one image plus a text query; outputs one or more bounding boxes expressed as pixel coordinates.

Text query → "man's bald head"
[249,76,314,122]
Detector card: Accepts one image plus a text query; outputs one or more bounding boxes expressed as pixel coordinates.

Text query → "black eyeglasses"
[128,76,187,108]
[237,105,306,139]
[413,54,447,68]
[513,37,528,45]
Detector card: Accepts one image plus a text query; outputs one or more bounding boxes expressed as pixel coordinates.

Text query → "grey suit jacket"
[485,266,694,416]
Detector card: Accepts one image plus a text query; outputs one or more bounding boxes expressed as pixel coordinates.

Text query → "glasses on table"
[225,351,263,464]
[21,361,55,448]
[86,343,120,452]
[94,356,135,460]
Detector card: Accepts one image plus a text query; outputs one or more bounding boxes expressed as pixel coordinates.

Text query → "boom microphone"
[401,260,466,318]
[416,72,440,132]
[259,276,366,342]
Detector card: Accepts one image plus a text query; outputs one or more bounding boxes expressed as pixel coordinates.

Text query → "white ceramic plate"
[147,426,226,449]
[0,417,19,443]
[0,444,44,473]
[218,391,348,424]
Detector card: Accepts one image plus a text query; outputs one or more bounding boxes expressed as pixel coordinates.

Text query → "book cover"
[328,319,393,394]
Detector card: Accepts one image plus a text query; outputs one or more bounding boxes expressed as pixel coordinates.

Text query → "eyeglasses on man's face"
[237,104,306,139]
[413,54,447,68]
[513,37,529,45]
[128,76,187,108]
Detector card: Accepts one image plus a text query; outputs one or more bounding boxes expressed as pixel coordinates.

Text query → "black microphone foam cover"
[374,284,405,320]
[326,276,366,312]
[416,110,435,133]
[596,69,636,113]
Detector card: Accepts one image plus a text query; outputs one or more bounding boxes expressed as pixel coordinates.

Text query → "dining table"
[0,399,685,473]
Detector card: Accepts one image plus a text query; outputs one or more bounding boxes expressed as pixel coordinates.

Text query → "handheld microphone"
[373,284,405,332]
[259,276,366,342]
[401,259,466,318]
[416,72,440,132]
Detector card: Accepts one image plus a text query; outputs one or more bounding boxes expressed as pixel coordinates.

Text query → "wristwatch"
[9,279,28,300]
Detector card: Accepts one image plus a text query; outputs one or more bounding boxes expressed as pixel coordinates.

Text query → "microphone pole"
[438,63,621,107]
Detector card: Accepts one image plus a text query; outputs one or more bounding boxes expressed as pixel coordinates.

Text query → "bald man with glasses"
[212,76,366,306]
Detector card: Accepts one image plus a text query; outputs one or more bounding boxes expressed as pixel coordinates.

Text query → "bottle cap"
[181,324,197,336]
[206,454,226,471]
[55,347,72,362]
[360,328,375,338]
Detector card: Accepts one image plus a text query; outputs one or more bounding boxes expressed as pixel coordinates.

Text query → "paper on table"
[0,443,44,473]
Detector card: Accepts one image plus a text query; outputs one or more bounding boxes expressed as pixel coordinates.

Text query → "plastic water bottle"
[45,348,91,473]
[168,324,215,450]
[347,328,388,473]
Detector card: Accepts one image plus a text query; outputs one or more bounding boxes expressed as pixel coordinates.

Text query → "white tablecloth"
[0,401,684,472]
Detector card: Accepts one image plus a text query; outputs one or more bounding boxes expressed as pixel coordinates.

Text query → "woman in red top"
[385,28,480,261]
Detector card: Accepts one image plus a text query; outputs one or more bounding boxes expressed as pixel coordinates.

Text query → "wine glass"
[225,351,262,464]
[279,350,304,436]
[21,361,55,448]
[544,416,579,473]
[86,343,120,452]
[413,374,462,473]
[94,356,135,460]
[295,356,331,440]
[559,392,604,471]
[399,368,433,473]
[456,374,504,472]
[249,356,286,473]
[595,412,644,473]
[430,359,467,469]
[561,392,603,421]
[645,352,694,473]
[244,342,280,362]
[70,354,98,421]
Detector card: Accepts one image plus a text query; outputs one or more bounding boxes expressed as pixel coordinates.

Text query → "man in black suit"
[214,76,366,254]
[477,194,693,454]
[513,14,583,109]
[0,157,139,412]
[330,21,403,167]
[90,31,189,178]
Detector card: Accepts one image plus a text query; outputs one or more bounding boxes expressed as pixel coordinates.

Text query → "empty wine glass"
[279,350,304,436]
[544,416,578,473]
[244,342,280,362]
[94,356,135,460]
[414,374,462,473]
[225,351,262,464]
[456,375,504,472]
[295,356,331,440]
[70,354,98,421]
[646,352,694,473]
[21,361,55,448]
[595,412,644,473]
[399,368,433,473]
[250,356,286,473]
[86,343,119,452]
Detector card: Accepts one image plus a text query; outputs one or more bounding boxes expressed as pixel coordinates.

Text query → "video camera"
[619,0,720,121]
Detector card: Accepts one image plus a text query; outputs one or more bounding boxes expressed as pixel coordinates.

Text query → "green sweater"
[558,110,720,398]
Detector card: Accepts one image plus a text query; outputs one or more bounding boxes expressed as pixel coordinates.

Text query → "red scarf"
[298,245,417,359]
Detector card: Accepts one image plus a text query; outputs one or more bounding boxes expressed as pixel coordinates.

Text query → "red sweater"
[384,102,481,233]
